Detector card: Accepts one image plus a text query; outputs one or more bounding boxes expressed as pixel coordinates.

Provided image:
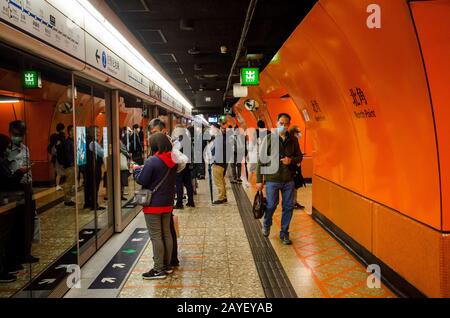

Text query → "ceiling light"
[220,46,227,54]
[0,96,20,103]
[75,0,193,110]
[216,88,221,91]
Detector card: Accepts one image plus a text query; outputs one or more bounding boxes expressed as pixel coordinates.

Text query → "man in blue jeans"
[256,113,302,245]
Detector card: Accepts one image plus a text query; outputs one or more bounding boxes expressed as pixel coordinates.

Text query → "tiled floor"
[119,180,265,298]
[119,177,395,298]
[244,183,396,298]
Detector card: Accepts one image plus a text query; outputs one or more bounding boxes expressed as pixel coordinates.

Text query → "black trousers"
[170,213,179,265]
[176,167,194,206]
[6,184,35,265]
[0,211,14,273]
[231,163,242,180]
[84,167,101,209]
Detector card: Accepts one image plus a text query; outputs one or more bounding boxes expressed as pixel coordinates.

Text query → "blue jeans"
[263,181,295,238]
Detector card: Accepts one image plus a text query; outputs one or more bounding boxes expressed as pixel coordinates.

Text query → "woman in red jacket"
[134,133,178,280]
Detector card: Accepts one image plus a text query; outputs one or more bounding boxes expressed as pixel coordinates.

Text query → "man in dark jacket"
[256,113,302,245]
[210,120,232,205]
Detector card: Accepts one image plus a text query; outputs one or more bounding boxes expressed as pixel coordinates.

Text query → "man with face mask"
[256,113,302,245]
[6,120,39,264]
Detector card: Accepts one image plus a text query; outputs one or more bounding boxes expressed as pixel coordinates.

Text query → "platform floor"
[65,177,395,298]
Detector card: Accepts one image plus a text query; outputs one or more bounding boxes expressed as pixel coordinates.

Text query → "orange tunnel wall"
[235,0,450,297]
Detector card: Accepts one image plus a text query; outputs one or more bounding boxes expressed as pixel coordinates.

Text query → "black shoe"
[237,179,243,183]
[64,201,75,207]
[294,203,305,210]
[174,204,184,210]
[186,202,195,208]
[22,255,39,264]
[213,200,224,205]
[7,264,24,274]
[281,236,292,245]
[142,269,167,280]
[262,226,270,237]
[0,272,17,283]
[223,198,228,203]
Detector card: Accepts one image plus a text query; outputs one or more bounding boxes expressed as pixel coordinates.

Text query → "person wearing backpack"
[134,133,178,280]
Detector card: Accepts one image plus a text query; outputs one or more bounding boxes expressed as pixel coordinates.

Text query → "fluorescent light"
[76,0,193,110]
[0,96,20,103]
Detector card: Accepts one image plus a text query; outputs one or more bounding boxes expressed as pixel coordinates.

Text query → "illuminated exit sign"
[22,70,42,89]
[241,68,259,86]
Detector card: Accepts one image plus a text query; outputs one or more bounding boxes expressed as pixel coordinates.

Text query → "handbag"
[252,190,266,219]
[294,165,305,189]
[134,167,171,206]
[120,152,128,171]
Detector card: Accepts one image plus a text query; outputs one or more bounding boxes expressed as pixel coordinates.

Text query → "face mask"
[277,125,286,134]
[11,136,22,145]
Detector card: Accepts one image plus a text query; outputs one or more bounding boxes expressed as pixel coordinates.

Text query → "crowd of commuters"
[0,111,306,282]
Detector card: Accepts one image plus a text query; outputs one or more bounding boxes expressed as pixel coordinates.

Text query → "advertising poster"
[76,126,86,166]
[103,127,108,158]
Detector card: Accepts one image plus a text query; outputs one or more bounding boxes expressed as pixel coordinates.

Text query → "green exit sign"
[241,68,259,86]
[22,70,42,89]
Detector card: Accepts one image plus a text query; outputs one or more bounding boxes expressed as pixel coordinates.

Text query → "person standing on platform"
[134,133,177,280]
[63,125,76,206]
[130,124,144,165]
[6,120,39,264]
[256,113,302,245]
[289,126,305,210]
[147,118,179,267]
[210,119,231,205]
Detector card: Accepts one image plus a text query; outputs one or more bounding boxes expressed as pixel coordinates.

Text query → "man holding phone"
[256,113,302,245]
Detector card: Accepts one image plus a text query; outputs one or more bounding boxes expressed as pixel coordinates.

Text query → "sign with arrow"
[38,278,56,285]
[101,277,116,284]
[88,228,149,290]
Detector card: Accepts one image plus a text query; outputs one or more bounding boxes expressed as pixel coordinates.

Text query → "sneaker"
[142,269,167,280]
[280,236,292,245]
[56,185,63,191]
[223,198,228,203]
[64,201,75,207]
[0,272,17,283]
[213,200,224,205]
[163,266,174,274]
[262,226,270,237]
